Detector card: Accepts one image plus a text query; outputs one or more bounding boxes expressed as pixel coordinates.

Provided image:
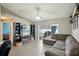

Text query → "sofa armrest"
[43,39,56,45]
[45,51,59,56]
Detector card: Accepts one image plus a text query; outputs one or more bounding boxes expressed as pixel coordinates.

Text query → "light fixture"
[35,6,42,20]
[36,16,41,19]
[36,12,41,19]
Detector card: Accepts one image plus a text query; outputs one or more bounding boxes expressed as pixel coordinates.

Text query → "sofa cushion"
[57,34,67,41]
[51,34,58,39]
[65,36,79,56]
[53,40,65,50]
[43,38,56,45]
[45,47,65,56]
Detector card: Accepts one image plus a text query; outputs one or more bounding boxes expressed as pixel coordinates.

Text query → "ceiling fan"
[35,6,42,20]
[35,6,55,20]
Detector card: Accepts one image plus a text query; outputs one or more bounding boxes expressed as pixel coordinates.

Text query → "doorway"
[3,22,10,40]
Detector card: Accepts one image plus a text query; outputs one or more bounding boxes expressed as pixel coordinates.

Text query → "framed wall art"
[73,15,78,29]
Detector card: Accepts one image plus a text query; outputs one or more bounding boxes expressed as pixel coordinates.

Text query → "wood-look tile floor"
[9,40,53,56]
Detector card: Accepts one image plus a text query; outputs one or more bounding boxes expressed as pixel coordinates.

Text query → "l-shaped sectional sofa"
[43,34,79,56]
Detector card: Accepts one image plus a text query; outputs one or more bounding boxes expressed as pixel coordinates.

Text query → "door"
[3,22,10,40]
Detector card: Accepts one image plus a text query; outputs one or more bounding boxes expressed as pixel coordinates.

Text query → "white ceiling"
[0,3,75,22]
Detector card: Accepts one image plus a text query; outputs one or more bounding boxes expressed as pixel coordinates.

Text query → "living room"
[0,3,79,56]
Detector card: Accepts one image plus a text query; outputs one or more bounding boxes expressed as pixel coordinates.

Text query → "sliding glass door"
[39,25,51,40]
[39,24,59,40]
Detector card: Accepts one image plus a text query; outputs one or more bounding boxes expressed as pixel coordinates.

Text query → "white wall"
[1,7,31,25]
[0,6,1,16]
[35,24,39,40]
[72,16,79,42]
[37,18,71,34]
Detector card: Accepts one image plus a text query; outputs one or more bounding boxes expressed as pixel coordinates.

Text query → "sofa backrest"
[57,34,67,40]
[65,36,79,56]
[51,34,58,39]
[51,34,68,41]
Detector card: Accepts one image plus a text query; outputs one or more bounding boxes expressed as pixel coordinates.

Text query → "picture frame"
[73,15,78,29]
